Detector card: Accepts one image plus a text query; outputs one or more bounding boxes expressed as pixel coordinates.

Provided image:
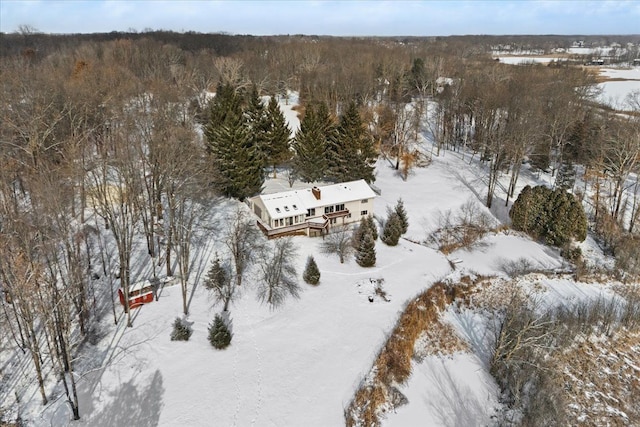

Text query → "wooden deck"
[256,216,330,239]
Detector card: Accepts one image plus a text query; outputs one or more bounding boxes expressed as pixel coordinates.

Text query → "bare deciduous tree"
[321,225,354,264]
[225,209,264,287]
[257,238,300,308]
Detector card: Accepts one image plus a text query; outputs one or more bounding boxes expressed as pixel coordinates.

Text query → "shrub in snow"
[208,314,232,349]
[560,245,582,263]
[303,256,321,285]
[381,212,402,246]
[509,185,586,247]
[170,318,192,341]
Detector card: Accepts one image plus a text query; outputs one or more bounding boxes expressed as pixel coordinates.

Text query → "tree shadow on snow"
[424,359,493,427]
[81,369,164,427]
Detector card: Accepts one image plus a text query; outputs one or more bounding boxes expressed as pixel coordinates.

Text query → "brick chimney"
[312,186,321,200]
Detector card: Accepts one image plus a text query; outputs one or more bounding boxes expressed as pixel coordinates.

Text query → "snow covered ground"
[496,56,557,65]
[5,92,632,427]
[596,66,640,110]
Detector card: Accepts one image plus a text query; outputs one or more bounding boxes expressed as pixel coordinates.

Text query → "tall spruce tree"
[205,82,242,144]
[205,84,265,200]
[264,96,291,178]
[356,230,376,267]
[292,102,331,182]
[328,102,377,183]
[365,215,378,240]
[352,217,368,249]
[381,211,403,246]
[394,198,409,234]
[245,85,269,153]
[555,160,576,191]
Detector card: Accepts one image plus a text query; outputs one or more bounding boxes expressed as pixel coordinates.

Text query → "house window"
[279,218,284,227]
[306,208,316,217]
[335,203,345,211]
[292,204,298,210]
[361,210,368,216]
[361,199,368,204]
[284,206,290,212]
[325,206,334,214]
[347,213,352,218]
[275,208,281,213]
[287,217,293,226]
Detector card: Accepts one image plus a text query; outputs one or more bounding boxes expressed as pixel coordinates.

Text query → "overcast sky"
[1,0,639,36]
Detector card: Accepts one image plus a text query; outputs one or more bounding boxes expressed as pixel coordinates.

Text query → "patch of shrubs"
[170,317,192,341]
[509,185,587,247]
[208,314,232,349]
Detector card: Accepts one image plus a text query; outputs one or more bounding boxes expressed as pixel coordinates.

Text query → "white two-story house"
[247,179,377,238]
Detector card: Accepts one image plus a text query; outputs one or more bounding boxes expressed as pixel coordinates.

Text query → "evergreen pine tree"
[381,212,403,246]
[329,102,377,183]
[203,256,235,311]
[356,230,376,267]
[208,314,232,349]
[510,185,587,247]
[206,84,265,200]
[264,96,291,178]
[365,215,378,240]
[302,255,321,285]
[394,198,409,234]
[204,256,227,290]
[555,160,576,191]
[292,103,330,182]
[205,83,242,138]
[245,85,269,156]
[352,217,368,249]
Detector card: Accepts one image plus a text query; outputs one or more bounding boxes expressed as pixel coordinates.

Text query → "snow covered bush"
[208,314,232,349]
[427,199,493,254]
[303,256,321,285]
[509,185,587,247]
[170,318,192,341]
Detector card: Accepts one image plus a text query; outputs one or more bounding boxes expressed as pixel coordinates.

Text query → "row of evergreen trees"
[205,84,378,201]
[205,83,291,200]
[292,101,377,185]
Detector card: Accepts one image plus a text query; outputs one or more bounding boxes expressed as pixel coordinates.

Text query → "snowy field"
[596,66,640,110]
[6,92,630,427]
[495,56,557,65]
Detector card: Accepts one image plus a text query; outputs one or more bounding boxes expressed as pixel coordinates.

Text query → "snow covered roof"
[257,180,376,220]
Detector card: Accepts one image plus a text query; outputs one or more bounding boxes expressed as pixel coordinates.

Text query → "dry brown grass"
[559,330,640,426]
[345,280,475,426]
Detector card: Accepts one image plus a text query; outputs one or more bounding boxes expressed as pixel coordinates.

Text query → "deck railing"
[256,216,330,238]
